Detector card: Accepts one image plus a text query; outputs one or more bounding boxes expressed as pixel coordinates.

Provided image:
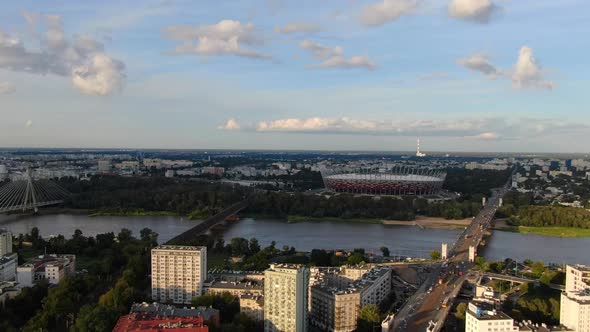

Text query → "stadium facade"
[321,167,446,196]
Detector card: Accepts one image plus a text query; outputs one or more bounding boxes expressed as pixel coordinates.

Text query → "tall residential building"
[565,264,590,293]
[465,300,518,332]
[0,230,12,256]
[561,264,590,332]
[264,264,309,332]
[151,245,207,305]
[309,266,391,332]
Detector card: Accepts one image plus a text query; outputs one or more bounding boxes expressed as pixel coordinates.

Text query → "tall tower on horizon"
[416,138,426,157]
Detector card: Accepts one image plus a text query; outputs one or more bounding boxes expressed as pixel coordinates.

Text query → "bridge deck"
[166,200,248,245]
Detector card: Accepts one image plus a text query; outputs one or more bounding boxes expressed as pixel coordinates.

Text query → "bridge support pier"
[469,245,476,262]
[441,243,448,260]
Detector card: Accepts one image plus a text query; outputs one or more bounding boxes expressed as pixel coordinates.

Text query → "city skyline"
[1,0,589,152]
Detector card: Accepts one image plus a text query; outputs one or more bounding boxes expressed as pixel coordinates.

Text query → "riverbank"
[88,210,179,217]
[287,215,382,224]
[383,216,472,229]
[493,220,590,237]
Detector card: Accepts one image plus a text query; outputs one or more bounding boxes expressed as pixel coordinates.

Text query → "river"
[1,214,589,265]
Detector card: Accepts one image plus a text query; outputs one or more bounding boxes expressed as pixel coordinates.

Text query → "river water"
[1,214,589,265]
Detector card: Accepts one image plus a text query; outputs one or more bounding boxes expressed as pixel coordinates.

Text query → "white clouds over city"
[458,46,554,90]
[360,0,418,27]
[299,40,375,70]
[0,14,125,96]
[449,0,499,23]
[219,117,585,140]
[163,20,271,59]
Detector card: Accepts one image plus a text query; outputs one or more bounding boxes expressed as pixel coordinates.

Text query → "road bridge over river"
[392,182,511,332]
[165,200,248,245]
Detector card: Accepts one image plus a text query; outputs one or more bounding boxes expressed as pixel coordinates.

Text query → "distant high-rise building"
[151,245,207,305]
[0,230,12,257]
[264,264,309,332]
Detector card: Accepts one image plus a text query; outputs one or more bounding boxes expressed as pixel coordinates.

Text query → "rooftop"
[312,265,390,296]
[130,303,219,321]
[467,301,513,321]
[112,313,208,332]
[153,245,206,252]
[208,280,262,291]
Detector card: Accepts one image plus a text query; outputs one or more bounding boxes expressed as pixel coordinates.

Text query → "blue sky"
[0,0,589,152]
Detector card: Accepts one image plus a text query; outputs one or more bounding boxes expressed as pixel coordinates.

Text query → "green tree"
[357,304,381,332]
[430,250,441,260]
[455,302,467,321]
[380,246,390,257]
[70,305,118,332]
[347,253,365,265]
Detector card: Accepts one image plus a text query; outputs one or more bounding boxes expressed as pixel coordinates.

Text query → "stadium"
[321,167,446,196]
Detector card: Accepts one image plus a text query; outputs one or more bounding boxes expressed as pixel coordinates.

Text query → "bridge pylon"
[441,243,448,260]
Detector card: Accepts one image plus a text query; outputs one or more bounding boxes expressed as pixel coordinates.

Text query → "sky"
[0,0,589,153]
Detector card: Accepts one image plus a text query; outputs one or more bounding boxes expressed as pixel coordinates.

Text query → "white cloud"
[0,14,125,95]
[299,40,342,60]
[512,46,554,90]
[218,118,240,130]
[274,22,320,34]
[72,53,126,96]
[220,117,585,139]
[307,56,375,70]
[0,82,15,94]
[360,0,418,27]
[449,0,499,23]
[457,54,501,78]
[474,132,499,139]
[25,120,33,128]
[299,40,375,70]
[457,47,554,90]
[163,20,270,59]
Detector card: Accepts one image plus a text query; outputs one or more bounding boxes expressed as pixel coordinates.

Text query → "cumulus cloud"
[299,40,375,70]
[219,117,586,139]
[218,118,241,130]
[299,40,342,60]
[163,20,270,59]
[274,22,320,34]
[457,54,501,78]
[512,46,554,90]
[360,0,418,27]
[0,82,16,94]
[0,14,125,95]
[457,47,554,90]
[72,54,126,96]
[449,0,499,23]
[308,56,375,70]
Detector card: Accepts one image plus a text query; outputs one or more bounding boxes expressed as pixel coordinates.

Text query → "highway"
[392,182,511,332]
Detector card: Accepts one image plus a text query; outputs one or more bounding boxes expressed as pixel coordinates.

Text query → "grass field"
[498,226,590,237]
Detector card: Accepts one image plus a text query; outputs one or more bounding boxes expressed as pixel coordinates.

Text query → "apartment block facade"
[151,245,207,305]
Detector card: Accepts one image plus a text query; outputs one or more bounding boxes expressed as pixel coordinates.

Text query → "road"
[392,182,511,332]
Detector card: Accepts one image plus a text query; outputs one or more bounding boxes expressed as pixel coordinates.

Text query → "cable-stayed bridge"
[0,169,70,213]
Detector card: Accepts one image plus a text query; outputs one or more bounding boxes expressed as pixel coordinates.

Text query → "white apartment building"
[16,254,76,287]
[151,245,207,305]
[264,264,309,332]
[0,230,12,256]
[566,265,590,293]
[561,264,590,332]
[465,300,518,332]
